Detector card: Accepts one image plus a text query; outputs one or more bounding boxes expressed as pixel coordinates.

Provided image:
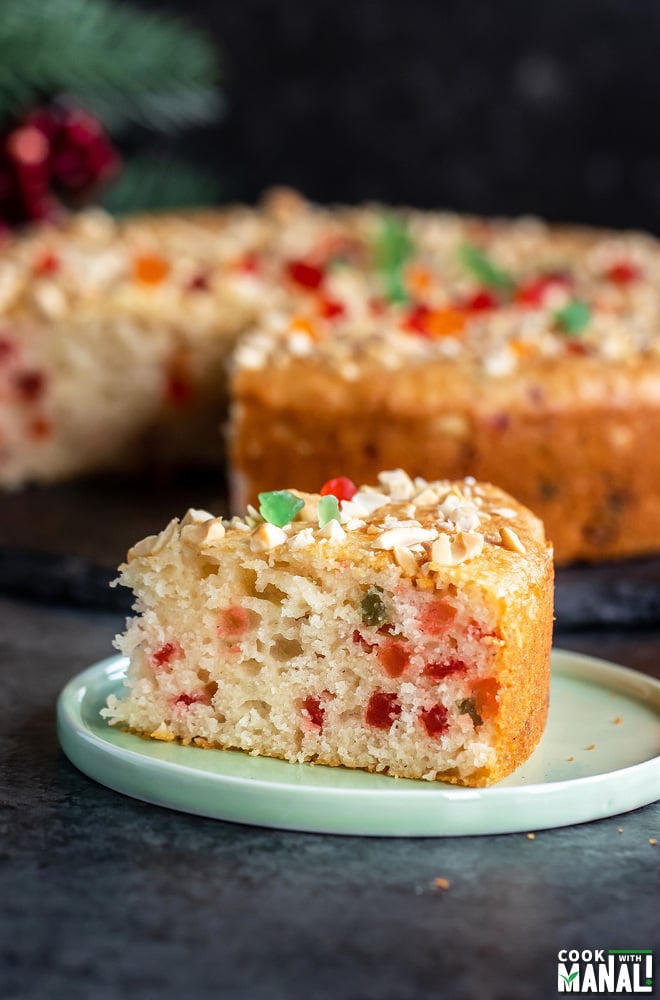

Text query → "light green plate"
[57,649,660,836]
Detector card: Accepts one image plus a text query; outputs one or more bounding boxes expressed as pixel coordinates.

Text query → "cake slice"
[103,469,554,786]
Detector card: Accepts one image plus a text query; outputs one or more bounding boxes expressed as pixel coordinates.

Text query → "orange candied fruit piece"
[416,598,456,637]
[33,251,59,276]
[134,254,170,285]
[472,677,500,720]
[405,264,432,295]
[377,638,411,678]
[425,307,467,338]
[509,338,535,358]
[288,315,318,339]
[217,605,250,639]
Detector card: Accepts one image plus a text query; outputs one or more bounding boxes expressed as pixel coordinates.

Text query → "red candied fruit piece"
[28,416,51,440]
[463,289,498,311]
[423,658,468,680]
[33,252,59,276]
[319,476,357,501]
[0,337,15,362]
[377,638,411,678]
[515,273,571,307]
[233,252,260,274]
[420,703,449,738]
[365,692,401,729]
[217,605,250,639]
[14,370,45,402]
[286,259,324,290]
[174,692,206,707]
[187,272,210,292]
[318,296,346,320]
[606,261,640,284]
[403,304,431,336]
[165,370,193,406]
[416,599,456,637]
[352,629,376,653]
[302,695,324,729]
[151,642,180,670]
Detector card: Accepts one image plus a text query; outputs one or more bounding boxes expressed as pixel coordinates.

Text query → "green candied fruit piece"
[458,243,513,292]
[258,490,305,528]
[458,697,483,728]
[318,494,340,527]
[375,215,412,304]
[555,299,590,335]
[361,586,388,626]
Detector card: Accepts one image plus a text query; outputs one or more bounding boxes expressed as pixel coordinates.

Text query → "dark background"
[144,0,660,231]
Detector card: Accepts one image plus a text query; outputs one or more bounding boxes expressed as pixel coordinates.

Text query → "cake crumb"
[613,716,623,725]
[433,877,451,891]
[586,744,595,750]
[527,832,536,840]
[650,838,657,846]
[617,828,623,834]
[567,756,575,762]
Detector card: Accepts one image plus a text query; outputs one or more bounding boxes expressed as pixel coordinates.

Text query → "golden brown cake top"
[125,469,552,596]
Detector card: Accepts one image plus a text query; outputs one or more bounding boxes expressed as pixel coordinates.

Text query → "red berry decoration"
[0,103,120,227]
[319,476,357,501]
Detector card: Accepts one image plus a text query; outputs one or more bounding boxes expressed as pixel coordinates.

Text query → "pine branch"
[0,0,222,132]
[101,156,221,214]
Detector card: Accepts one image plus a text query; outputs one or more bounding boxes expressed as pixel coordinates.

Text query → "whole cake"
[2,189,660,563]
[102,470,554,787]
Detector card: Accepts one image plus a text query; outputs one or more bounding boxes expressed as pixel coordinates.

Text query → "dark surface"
[0,595,658,1000]
[143,0,660,234]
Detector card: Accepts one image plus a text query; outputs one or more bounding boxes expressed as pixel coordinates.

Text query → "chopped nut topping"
[250,522,287,551]
[378,468,415,500]
[373,525,438,550]
[393,545,420,575]
[180,508,214,526]
[127,518,178,560]
[499,525,527,554]
[288,489,319,521]
[341,491,390,519]
[181,518,226,550]
[430,530,484,566]
[317,519,347,543]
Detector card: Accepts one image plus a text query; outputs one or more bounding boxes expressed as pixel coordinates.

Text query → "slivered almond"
[373,526,438,550]
[500,525,526,554]
[250,522,287,551]
[430,530,484,566]
[393,546,420,575]
[317,519,347,543]
[181,518,226,549]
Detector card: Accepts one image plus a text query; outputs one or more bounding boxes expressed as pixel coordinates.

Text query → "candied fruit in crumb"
[365,692,401,729]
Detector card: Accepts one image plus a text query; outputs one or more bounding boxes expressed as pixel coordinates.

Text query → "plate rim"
[57,648,660,834]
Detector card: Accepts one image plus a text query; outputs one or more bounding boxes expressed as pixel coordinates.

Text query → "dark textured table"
[1,478,659,1000]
